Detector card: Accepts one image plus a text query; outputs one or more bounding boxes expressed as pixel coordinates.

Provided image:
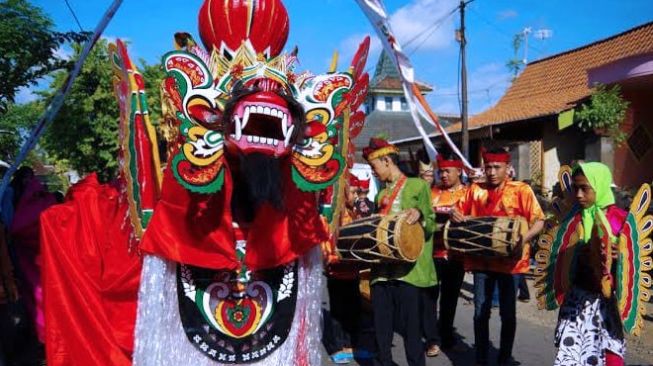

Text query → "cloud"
[15,86,39,104]
[332,0,458,74]
[332,33,382,71]
[497,9,518,21]
[389,0,458,52]
[53,46,73,61]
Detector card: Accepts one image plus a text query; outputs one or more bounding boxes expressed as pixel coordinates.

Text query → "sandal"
[426,344,441,357]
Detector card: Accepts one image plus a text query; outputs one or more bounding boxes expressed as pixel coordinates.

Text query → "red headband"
[482,150,511,163]
[348,174,360,188]
[436,155,464,169]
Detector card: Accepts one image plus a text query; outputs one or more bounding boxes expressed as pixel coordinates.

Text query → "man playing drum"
[431,152,468,351]
[451,147,544,366]
[363,137,436,366]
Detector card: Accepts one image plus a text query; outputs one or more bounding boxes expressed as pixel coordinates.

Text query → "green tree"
[575,83,630,145]
[506,33,524,81]
[41,39,120,182]
[140,60,166,126]
[0,0,88,113]
[41,40,166,182]
[0,101,43,162]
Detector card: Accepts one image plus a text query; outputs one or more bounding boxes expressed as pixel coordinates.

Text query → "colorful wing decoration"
[616,183,652,335]
[109,39,163,240]
[316,38,370,262]
[535,165,582,310]
[292,37,370,192]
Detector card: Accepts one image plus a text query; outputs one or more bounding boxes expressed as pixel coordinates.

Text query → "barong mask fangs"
[163,0,369,194]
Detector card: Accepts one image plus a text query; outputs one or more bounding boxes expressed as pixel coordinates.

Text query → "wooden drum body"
[336,213,424,264]
[444,216,527,258]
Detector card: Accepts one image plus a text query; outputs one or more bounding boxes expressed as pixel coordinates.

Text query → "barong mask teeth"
[161,0,370,194]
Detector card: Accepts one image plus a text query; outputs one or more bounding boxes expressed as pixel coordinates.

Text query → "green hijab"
[573,162,615,243]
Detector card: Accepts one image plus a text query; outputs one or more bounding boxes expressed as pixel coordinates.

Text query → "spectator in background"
[419,161,435,187]
[9,169,56,343]
[355,177,375,218]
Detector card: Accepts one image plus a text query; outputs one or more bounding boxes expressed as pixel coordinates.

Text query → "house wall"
[613,86,653,188]
[542,123,586,192]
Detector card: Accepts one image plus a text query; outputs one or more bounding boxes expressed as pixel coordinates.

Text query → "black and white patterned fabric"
[554,287,625,366]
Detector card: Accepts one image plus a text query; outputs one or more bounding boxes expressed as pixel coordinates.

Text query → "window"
[627,124,652,160]
[400,97,407,110]
[385,96,392,111]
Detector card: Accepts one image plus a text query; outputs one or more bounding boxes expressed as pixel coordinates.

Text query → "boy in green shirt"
[363,138,436,366]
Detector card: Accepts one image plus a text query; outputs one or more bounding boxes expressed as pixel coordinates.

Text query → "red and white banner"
[355,0,473,169]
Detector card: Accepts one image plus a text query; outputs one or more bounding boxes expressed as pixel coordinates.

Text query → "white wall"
[392,97,402,111]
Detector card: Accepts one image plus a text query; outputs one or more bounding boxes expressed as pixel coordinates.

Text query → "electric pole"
[459,0,472,159]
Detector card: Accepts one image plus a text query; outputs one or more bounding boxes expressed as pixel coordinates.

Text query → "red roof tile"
[467,22,653,129]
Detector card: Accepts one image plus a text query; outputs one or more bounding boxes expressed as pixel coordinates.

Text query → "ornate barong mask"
[162,0,369,194]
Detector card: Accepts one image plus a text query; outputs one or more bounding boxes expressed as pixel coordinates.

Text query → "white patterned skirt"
[554,287,625,366]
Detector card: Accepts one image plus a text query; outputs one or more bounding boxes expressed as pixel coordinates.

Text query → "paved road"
[321,274,653,366]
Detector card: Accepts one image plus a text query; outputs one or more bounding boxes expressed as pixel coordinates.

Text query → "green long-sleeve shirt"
[371,177,437,287]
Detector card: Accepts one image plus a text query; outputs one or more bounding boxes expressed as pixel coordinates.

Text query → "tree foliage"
[575,83,630,145]
[506,33,525,81]
[40,39,167,182]
[41,39,120,182]
[0,101,43,162]
[0,0,89,113]
[139,60,166,127]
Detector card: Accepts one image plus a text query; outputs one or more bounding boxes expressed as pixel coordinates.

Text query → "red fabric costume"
[457,181,544,274]
[140,163,328,271]
[41,175,141,366]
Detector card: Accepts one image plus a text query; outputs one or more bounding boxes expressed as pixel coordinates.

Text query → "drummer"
[451,146,544,366]
[323,173,363,364]
[430,151,468,351]
[363,137,436,366]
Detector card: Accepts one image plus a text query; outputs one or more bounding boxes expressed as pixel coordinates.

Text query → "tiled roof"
[353,111,458,160]
[370,76,433,93]
[468,22,653,129]
[370,51,433,93]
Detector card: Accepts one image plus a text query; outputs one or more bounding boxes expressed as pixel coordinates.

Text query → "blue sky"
[22,0,653,116]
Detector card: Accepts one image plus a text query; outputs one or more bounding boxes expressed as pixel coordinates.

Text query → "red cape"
[41,174,141,366]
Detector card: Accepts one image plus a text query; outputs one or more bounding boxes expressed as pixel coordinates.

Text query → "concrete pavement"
[321,274,653,366]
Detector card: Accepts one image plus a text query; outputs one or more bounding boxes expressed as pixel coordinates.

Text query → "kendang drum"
[444,216,527,257]
[336,212,424,264]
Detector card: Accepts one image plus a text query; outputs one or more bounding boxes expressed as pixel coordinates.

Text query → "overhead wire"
[64,0,85,32]
[363,4,460,76]
[406,8,458,56]
[468,7,544,56]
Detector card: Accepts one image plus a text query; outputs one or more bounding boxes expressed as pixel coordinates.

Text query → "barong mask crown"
[162,0,371,193]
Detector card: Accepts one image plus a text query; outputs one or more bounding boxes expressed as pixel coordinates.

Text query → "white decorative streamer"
[355,0,474,169]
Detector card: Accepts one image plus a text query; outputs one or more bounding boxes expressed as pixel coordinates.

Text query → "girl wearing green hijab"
[554,162,627,366]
